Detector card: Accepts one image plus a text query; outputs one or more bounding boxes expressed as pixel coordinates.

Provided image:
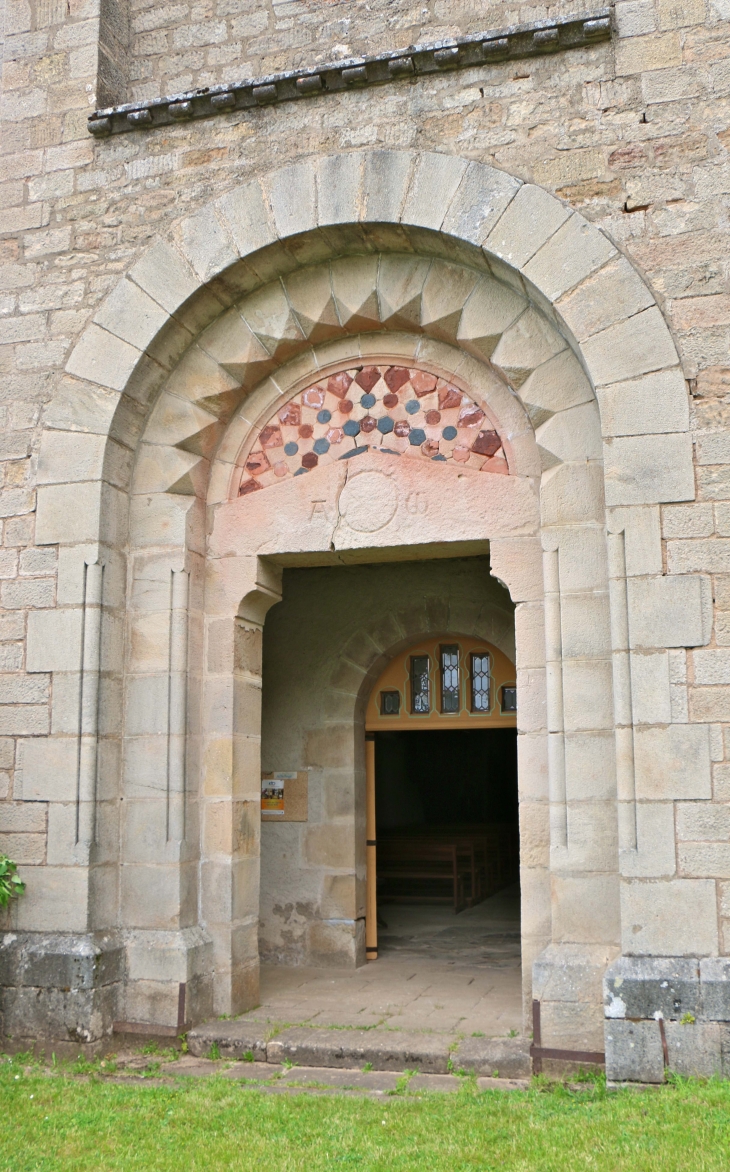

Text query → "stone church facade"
[1,0,730,1082]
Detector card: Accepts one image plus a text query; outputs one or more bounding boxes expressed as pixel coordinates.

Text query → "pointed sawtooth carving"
[420,260,479,342]
[377,255,431,330]
[456,277,527,361]
[283,264,343,342]
[330,255,382,332]
[518,349,595,429]
[198,304,275,389]
[490,307,567,389]
[239,280,307,360]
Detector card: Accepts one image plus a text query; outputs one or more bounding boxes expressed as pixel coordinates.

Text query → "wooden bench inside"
[377,823,518,914]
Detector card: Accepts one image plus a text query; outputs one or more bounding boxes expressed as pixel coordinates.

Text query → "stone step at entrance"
[187,1019,531,1079]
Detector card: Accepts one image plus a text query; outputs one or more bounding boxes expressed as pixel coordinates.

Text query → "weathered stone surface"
[604,956,700,1021]
[187,1019,269,1060]
[267,1027,452,1073]
[604,1020,665,1084]
[452,1036,531,1079]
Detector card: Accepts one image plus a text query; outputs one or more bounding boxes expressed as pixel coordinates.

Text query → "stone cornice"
[87,9,611,138]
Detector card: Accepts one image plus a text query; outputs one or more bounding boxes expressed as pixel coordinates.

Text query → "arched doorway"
[364,637,518,964]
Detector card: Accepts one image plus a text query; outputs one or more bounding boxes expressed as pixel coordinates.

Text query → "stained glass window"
[410,655,430,714]
[440,645,460,713]
[471,653,491,713]
[380,690,400,716]
[501,685,517,712]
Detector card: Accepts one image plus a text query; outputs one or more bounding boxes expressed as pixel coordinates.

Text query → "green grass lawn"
[2,1058,730,1172]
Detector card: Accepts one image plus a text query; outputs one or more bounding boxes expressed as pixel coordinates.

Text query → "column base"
[122,927,214,1031]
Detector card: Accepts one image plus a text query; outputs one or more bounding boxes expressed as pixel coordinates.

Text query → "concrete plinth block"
[604,1020,665,1084]
[188,1019,269,1060]
[268,1027,451,1073]
[700,958,730,1020]
[452,1035,530,1078]
[665,1020,722,1078]
[603,956,700,1021]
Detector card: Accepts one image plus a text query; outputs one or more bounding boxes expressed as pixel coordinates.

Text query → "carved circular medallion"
[338,471,398,532]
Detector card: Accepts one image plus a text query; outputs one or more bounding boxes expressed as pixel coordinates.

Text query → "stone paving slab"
[267,1026,453,1073]
[281,1066,402,1092]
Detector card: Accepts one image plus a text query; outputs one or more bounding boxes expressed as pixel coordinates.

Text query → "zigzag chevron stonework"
[1,0,730,1086]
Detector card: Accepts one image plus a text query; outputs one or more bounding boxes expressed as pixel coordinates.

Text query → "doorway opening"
[365,638,520,971]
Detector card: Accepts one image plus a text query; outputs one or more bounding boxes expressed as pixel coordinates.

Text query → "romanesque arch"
[24,150,704,1054]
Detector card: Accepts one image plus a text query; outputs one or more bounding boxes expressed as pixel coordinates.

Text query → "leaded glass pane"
[380,690,400,716]
[411,655,430,714]
[471,653,491,712]
[441,644,460,713]
[501,685,517,712]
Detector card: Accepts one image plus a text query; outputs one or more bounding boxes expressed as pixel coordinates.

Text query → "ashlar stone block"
[402,151,468,231]
[491,307,566,388]
[604,1019,665,1083]
[604,433,694,506]
[441,159,521,246]
[523,214,617,303]
[485,182,570,270]
[583,307,679,388]
[597,368,689,437]
[66,323,142,394]
[634,724,711,800]
[604,955,700,1021]
[621,878,718,956]
[557,256,655,344]
[627,574,711,648]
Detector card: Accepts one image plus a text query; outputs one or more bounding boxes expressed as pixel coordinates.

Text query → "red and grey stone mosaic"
[239,365,509,496]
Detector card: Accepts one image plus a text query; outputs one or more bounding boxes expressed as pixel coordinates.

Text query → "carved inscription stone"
[338,470,398,532]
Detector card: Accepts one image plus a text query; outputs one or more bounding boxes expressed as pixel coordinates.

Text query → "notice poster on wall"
[261,772,308,821]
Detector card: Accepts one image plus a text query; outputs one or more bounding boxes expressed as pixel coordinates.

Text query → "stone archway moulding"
[23,148,711,1047]
[43,147,692,526]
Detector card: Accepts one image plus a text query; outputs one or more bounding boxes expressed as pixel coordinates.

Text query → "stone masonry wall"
[2,0,730,957]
